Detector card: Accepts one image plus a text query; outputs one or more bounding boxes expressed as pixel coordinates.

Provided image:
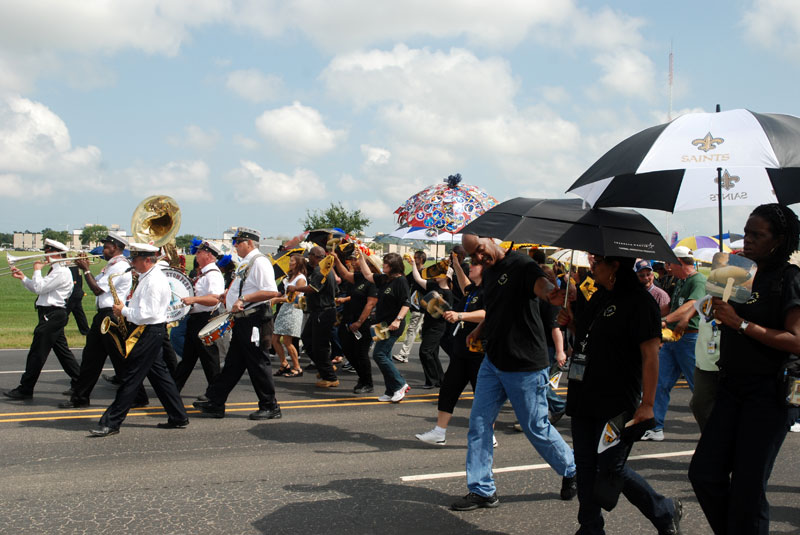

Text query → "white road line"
[0,367,114,375]
[400,449,696,482]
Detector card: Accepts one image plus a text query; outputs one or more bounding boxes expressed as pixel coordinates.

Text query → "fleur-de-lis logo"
[714,169,740,191]
[692,132,725,152]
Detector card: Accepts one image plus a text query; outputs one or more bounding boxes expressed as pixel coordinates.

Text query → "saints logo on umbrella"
[692,132,725,152]
[715,170,740,191]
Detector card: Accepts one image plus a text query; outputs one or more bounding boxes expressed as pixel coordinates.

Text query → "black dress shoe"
[62,388,74,396]
[195,394,209,402]
[102,374,121,386]
[156,419,189,429]
[59,399,90,409]
[193,400,225,418]
[89,426,119,437]
[3,388,32,400]
[131,400,150,409]
[249,406,282,420]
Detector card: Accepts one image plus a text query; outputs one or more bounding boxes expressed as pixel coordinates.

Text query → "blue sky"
[1,0,798,242]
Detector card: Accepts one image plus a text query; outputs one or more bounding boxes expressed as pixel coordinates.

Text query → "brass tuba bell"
[131,195,182,267]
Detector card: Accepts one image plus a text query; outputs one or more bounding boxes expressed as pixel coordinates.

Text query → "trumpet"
[0,251,102,276]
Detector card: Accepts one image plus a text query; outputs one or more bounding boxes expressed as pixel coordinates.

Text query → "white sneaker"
[641,429,664,441]
[377,394,392,402]
[392,354,408,363]
[416,428,446,445]
[493,434,498,448]
[391,384,409,402]
[790,422,800,433]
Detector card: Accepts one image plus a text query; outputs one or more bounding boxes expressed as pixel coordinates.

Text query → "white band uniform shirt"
[226,249,277,311]
[121,265,170,325]
[22,263,73,307]
[192,264,225,313]
[95,255,132,310]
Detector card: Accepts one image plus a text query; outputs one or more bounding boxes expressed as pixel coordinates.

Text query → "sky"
[1,0,799,242]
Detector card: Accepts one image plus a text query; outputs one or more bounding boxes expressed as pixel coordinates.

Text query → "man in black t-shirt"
[394,250,427,363]
[291,246,339,387]
[451,234,577,512]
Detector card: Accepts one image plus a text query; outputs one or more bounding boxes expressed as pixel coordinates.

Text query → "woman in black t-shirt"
[559,254,680,534]
[356,252,411,402]
[409,257,454,388]
[415,257,485,446]
[690,204,800,534]
[334,254,378,393]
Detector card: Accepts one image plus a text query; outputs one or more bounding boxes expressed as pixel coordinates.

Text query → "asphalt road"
[0,346,798,534]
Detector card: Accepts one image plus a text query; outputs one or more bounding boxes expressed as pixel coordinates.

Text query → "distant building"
[13,232,43,250]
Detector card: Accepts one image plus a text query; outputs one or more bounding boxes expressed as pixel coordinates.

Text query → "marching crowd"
[3,202,800,534]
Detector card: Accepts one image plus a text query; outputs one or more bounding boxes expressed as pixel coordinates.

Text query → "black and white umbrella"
[461,197,677,262]
[567,109,800,246]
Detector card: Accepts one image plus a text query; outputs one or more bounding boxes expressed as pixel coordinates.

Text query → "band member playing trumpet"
[91,243,188,436]
[194,227,283,420]
[60,232,149,409]
[173,240,225,394]
[288,245,339,388]
[3,239,80,400]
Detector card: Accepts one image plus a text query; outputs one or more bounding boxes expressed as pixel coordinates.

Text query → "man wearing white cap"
[91,243,188,436]
[174,239,226,394]
[4,239,80,400]
[642,246,706,442]
[194,227,283,420]
[60,232,149,409]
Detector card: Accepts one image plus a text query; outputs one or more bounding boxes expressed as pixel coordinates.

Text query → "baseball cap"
[672,245,694,260]
[634,259,652,272]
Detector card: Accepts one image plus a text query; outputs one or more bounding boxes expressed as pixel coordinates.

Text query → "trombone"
[0,251,102,276]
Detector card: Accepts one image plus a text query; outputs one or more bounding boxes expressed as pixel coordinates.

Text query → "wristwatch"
[738,319,750,334]
[458,313,464,321]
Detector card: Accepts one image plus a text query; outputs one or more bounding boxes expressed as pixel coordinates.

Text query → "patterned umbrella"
[395,173,498,234]
[675,236,731,252]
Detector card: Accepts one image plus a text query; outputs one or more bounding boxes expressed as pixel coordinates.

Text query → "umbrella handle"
[563,249,575,309]
[722,277,734,303]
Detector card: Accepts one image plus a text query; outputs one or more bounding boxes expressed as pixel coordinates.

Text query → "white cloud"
[225,160,327,203]
[357,199,391,220]
[337,174,362,192]
[121,160,212,200]
[233,134,259,150]
[225,69,283,102]
[593,49,657,101]
[167,125,221,150]
[255,101,346,159]
[360,145,390,169]
[0,173,24,198]
[743,0,800,54]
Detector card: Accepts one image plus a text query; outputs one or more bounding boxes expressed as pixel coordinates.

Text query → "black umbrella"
[305,228,346,249]
[461,197,677,263]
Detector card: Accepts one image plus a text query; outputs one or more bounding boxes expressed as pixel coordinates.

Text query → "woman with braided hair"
[689,203,800,534]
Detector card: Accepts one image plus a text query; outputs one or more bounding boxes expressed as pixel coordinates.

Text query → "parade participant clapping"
[558,253,682,534]
[194,227,282,420]
[690,204,800,534]
[4,239,80,400]
[90,243,188,436]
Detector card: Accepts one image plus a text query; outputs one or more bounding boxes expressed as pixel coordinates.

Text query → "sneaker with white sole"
[790,422,800,433]
[493,434,498,448]
[416,428,446,446]
[392,354,409,363]
[378,394,392,402]
[391,384,409,402]
[641,429,665,441]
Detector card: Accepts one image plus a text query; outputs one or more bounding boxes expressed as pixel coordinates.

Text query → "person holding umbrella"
[557,253,682,535]
[689,203,800,534]
[451,234,577,511]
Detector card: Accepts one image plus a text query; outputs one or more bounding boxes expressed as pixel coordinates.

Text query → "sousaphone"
[131,195,182,268]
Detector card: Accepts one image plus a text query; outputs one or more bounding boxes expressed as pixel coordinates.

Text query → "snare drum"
[198,313,235,346]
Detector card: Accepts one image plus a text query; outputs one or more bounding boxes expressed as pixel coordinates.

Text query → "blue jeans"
[653,332,697,430]
[372,336,405,395]
[547,346,567,414]
[572,415,676,534]
[466,358,576,497]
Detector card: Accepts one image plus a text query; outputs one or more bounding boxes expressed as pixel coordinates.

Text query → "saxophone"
[100,270,145,358]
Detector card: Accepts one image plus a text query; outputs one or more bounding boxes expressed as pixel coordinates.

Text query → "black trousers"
[301,308,337,381]
[437,355,483,414]
[418,324,446,387]
[98,324,187,429]
[71,309,148,405]
[19,307,80,394]
[339,322,373,386]
[206,315,278,410]
[162,331,178,375]
[689,374,791,535]
[66,297,89,335]
[173,312,221,392]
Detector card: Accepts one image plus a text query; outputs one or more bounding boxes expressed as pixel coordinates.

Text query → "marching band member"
[60,232,149,409]
[91,243,188,436]
[173,240,225,394]
[289,245,339,388]
[3,239,80,400]
[194,227,283,420]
